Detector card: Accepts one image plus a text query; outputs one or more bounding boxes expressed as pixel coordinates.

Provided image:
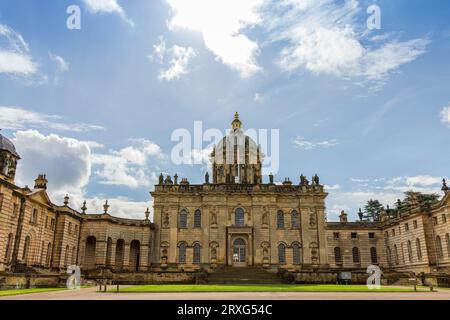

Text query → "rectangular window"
[333,232,340,240]
[433,217,438,225]
[413,220,418,229]
[405,223,409,231]
[369,232,375,239]
[351,232,357,239]
[31,209,38,225]
[392,229,395,236]
[442,214,447,223]
[0,193,3,212]
[12,203,18,217]
[50,218,55,231]
[45,216,48,228]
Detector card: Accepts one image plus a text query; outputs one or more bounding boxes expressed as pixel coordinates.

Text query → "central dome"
[210,113,263,184]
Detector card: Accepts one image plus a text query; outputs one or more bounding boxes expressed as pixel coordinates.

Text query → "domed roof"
[0,133,20,158]
[212,113,263,164]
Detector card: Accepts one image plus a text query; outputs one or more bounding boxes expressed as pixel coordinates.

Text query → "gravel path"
[1,286,449,300]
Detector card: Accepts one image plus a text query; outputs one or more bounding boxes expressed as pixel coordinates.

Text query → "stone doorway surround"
[226,226,254,266]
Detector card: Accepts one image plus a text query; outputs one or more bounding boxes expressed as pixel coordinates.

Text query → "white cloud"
[292,136,339,150]
[164,0,263,78]
[91,139,163,188]
[327,190,399,221]
[266,0,429,83]
[82,196,153,220]
[327,175,446,221]
[49,52,69,73]
[162,0,428,83]
[0,106,104,132]
[83,0,134,26]
[440,104,450,126]
[253,92,263,103]
[0,24,37,75]
[350,178,370,183]
[385,175,443,193]
[82,140,105,149]
[48,52,69,84]
[325,184,341,190]
[9,130,157,219]
[149,36,197,81]
[13,130,91,201]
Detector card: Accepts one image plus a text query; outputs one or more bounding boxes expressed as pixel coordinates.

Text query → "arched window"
[84,236,96,270]
[291,211,299,229]
[235,208,244,226]
[130,240,141,272]
[22,236,31,264]
[193,243,201,264]
[292,243,301,265]
[105,237,112,266]
[446,234,450,258]
[416,238,422,261]
[407,240,413,262]
[178,242,187,263]
[194,209,202,228]
[278,244,286,264]
[115,239,125,271]
[31,209,38,224]
[370,247,378,264]
[436,236,443,259]
[394,244,399,265]
[277,211,284,229]
[179,210,188,229]
[352,247,360,264]
[334,247,342,265]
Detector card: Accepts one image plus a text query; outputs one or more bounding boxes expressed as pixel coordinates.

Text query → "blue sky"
[0,0,449,220]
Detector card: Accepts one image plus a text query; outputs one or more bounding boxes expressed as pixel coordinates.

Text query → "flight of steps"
[208,266,284,284]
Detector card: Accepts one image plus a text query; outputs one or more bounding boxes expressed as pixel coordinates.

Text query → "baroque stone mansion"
[0,115,449,282]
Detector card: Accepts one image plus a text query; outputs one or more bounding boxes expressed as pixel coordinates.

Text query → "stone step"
[208,266,285,284]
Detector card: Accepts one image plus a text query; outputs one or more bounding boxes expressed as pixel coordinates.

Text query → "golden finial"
[231,112,242,130]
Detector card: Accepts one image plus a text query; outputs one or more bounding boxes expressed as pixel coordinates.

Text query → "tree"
[402,191,440,211]
[363,199,384,222]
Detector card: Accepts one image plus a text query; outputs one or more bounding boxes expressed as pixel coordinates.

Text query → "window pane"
[334,247,342,264]
[193,244,201,264]
[179,210,187,228]
[277,211,284,229]
[194,210,201,228]
[278,244,286,264]
[235,208,244,226]
[293,244,301,265]
[179,243,186,263]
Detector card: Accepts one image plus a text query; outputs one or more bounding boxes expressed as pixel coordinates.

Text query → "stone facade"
[1,116,450,281]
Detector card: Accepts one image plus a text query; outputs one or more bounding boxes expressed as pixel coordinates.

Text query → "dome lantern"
[231,112,242,131]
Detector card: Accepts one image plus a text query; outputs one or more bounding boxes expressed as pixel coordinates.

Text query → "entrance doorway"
[232,238,247,267]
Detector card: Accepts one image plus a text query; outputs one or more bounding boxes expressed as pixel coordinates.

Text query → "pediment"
[28,189,53,206]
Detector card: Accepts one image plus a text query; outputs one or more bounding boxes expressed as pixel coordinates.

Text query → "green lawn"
[114,284,426,293]
[0,287,67,297]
